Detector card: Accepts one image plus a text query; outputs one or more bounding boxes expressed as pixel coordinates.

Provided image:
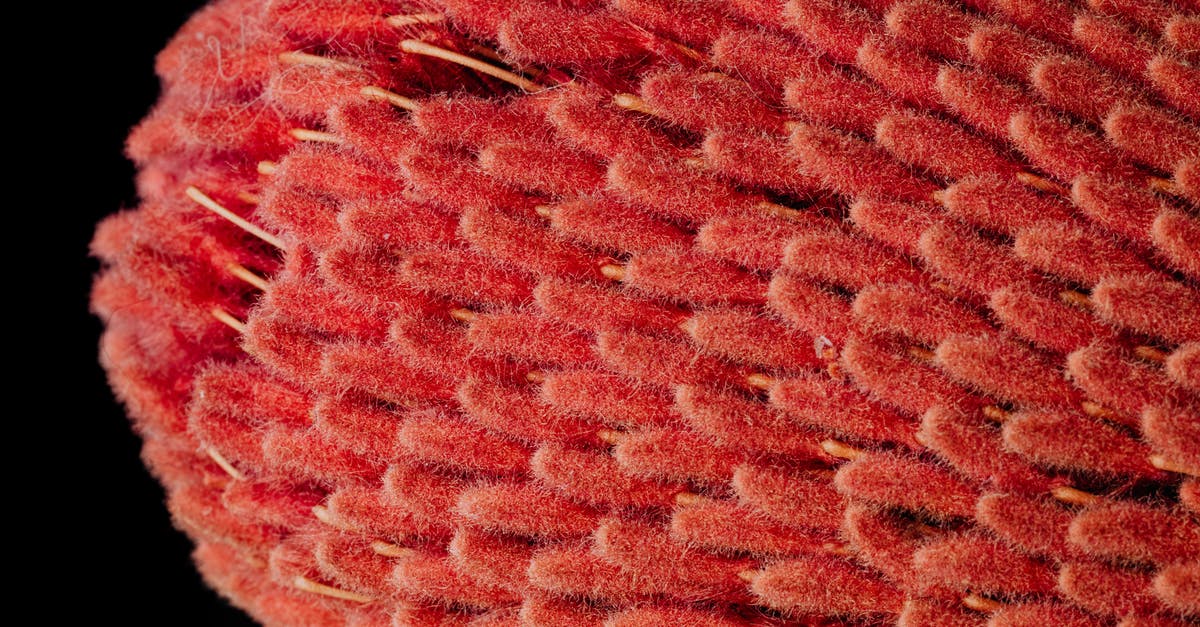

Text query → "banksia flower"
[95,0,1199,625]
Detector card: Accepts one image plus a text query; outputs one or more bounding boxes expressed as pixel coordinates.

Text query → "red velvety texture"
[751,554,904,616]
[96,0,1200,624]
[834,452,979,520]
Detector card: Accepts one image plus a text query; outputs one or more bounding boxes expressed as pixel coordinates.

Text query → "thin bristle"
[399,39,545,92]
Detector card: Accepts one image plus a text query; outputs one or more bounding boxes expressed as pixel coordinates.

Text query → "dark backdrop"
[61,3,258,624]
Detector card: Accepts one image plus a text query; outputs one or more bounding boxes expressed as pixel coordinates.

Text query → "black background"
[59,3,258,624]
